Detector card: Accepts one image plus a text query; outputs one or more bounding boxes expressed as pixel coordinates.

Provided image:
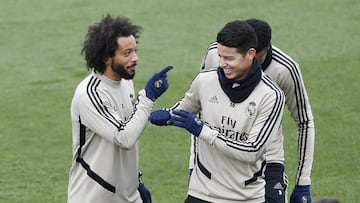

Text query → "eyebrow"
[218,52,236,59]
[122,47,136,54]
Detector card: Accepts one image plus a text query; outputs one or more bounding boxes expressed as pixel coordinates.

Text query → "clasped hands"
[149,109,203,137]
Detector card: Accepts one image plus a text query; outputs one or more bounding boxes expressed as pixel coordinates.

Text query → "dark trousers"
[184,195,211,203]
[185,195,266,203]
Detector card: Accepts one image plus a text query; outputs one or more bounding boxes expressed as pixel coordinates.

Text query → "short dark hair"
[216,20,258,55]
[81,14,142,73]
[245,18,272,52]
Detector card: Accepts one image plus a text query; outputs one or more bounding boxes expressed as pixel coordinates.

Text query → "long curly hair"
[81,14,142,73]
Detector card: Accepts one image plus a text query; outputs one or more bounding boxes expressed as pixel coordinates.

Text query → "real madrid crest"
[154,79,163,88]
[245,101,256,117]
[130,94,136,107]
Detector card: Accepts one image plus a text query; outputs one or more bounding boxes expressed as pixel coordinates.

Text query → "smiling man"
[198,18,315,203]
[149,20,286,203]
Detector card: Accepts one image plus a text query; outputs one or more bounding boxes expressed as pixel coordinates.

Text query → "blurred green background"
[0,0,359,202]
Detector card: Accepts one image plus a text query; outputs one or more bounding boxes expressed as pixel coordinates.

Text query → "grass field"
[1,0,359,202]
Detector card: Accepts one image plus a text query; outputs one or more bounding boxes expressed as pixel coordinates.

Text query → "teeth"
[224,69,232,74]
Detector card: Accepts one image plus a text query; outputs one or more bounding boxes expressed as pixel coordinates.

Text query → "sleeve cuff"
[138,89,155,107]
[198,125,218,145]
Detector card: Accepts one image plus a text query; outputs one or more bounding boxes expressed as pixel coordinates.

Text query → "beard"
[111,62,135,80]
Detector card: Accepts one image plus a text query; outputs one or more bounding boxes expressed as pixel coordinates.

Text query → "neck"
[104,66,122,81]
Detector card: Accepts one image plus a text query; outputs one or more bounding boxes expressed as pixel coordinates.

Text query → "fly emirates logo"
[210,115,249,142]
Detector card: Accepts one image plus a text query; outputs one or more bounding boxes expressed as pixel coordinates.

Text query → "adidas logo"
[208,96,219,103]
[273,182,284,190]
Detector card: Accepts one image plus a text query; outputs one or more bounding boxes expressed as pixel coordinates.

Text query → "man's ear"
[247,48,257,61]
[104,57,112,66]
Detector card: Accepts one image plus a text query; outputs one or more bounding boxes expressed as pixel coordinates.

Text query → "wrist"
[144,88,156,101]
[139,89,155,106]
[192,119,203,137]
[294,185,310,191]
[295,185,310,188]
[197,125,217,144]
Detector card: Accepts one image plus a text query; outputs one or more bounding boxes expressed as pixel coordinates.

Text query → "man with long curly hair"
[67,14,172,203]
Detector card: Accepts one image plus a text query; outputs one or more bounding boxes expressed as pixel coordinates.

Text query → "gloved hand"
[145,66,173,101]
[170,109,203,137]
[290,185,311,203]
[264,163,287,203]
[138,182,152,203]
[149,109,171,126]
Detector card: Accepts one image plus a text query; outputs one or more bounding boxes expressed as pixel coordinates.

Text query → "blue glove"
[170,109,203,137]
[145,66,173,101]
[264,163,287,203]
[290,185,311,203]
[138,182,152,203]
[149,109,171,126]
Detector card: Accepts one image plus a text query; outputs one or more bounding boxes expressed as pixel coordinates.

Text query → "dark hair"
[216,20,258,55]
[81,14,142,73]
[245,18,272,52]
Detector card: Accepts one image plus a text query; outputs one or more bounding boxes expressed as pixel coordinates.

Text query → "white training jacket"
[175,68,285,202]
[68,71,154,203]
[199,42,315,186]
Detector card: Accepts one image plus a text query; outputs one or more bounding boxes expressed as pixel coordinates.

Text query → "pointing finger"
[158,66,173,76]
